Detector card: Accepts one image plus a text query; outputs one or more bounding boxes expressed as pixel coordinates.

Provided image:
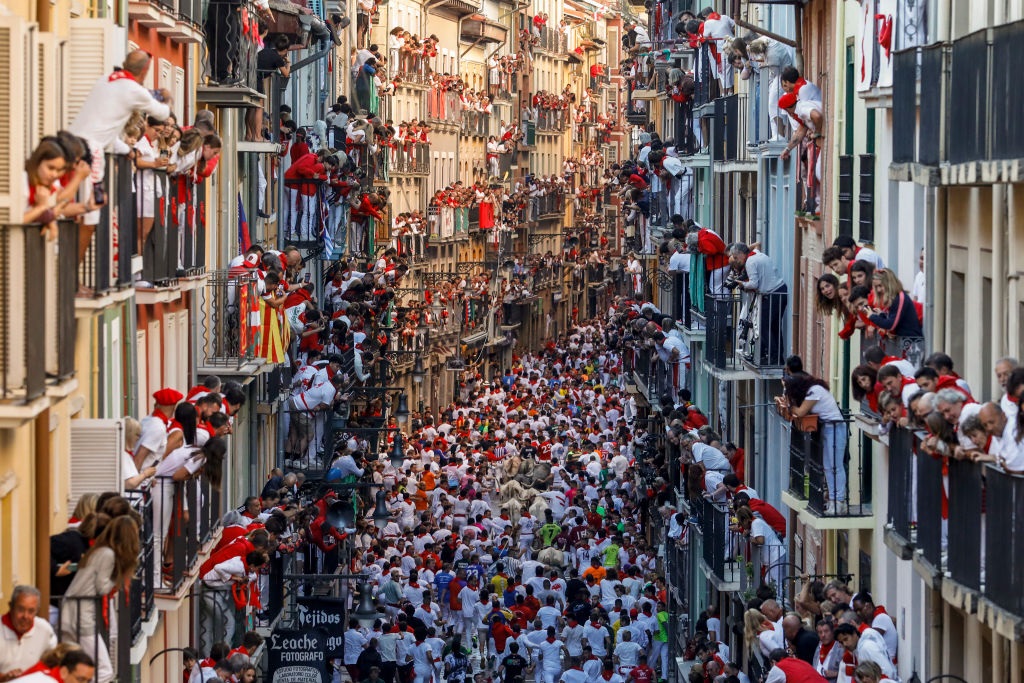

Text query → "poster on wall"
[267,628,331,683]
[856,0,897,92]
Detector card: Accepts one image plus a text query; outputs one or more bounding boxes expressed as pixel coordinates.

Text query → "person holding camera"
[726,243,788,365]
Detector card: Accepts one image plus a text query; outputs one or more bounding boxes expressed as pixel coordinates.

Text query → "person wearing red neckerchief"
[135,388,183,471]
[15,650,96,683]
[812,620,843,682]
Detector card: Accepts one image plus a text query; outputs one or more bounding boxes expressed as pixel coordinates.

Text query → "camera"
[724,277,743,291]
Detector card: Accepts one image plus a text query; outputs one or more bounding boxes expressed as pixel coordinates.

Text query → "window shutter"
[66,19,127,128]
[858,154,876,243]
[174,66,185,122]
[0,16,30,223]
[837,155,854,238]
[69,419,124,504]
[35,33,60,140]
[158,57,172,93]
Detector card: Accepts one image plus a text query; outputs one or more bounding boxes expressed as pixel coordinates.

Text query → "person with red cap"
[134,387,183,471]
[779,91,824,162]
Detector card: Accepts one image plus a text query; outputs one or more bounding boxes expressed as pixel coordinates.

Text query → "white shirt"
[870,611,898,661]
[0,618,57,676]
[582,623,608,655]
[614,640,643,667]
[344,629,368,664]
[536,638,565,671]
[805,385,845,422]
[69,74,172,150]
[692,443,731,472]
[668,251,691,273]
[135,414,169,468]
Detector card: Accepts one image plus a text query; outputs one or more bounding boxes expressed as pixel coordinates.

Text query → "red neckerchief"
[818,641,836,663]
[601,672,615,681]
[873,605,891,622]
[705,11,721,19]
[153,410,172,428]
[1,614,29,640]
[108,70,137,83]
[546,636,557,643]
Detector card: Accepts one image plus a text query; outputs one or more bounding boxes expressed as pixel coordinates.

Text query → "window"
[837,155,854,237]
[950,271,965,365]
[858,154,877,243]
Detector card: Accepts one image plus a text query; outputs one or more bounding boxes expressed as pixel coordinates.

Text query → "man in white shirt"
[835,624,897,679]
[0,587,57,681]
[852,593,897,664]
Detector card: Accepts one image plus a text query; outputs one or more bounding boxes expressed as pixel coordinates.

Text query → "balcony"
[536,26,567,55]
[427,90,461,126]
[152,476,223,596]
[460,16,507,44]
[784,419,872,527]
[694,498,746,592]
[0,222,77,410]
[397,56,430,88]
[196,270,264,373]
[527,192,565,221]
[78,156,137,306]
[891,21,1024,185]
[137,169,207,287]
[884,427,916,557]
[536,109,565,133]
[711,94,753,168]
[462,110,489,138]
[625,345,679,409]
[388,142,430,175]
[698,290,787,379]
[198,0,265,107]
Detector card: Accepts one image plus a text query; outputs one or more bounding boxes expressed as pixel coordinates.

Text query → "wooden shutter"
[0,16,30,223]
[66,19,127,127]
[837,155,854,238]
[858,154,876,243]
[35,32,60,141]
[69,419,124,503]
[174,66,185,122]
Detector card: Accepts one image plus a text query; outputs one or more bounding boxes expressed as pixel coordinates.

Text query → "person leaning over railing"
[60,515,140,683]
[778,372,848,514]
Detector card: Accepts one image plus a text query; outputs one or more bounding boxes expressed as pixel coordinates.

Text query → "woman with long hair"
[24,138,70,239]
[60,515,141,683]
[864,268,924,339]
[814,273,847,317]
[850,364,879,412]
[152,437,228,586]
[743,607,782,660]
[165,401,200,454]
[783,372,849,514]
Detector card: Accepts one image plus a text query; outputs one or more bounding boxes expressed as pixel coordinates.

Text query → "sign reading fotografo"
[295,597,347,658]
[268,628,331,683]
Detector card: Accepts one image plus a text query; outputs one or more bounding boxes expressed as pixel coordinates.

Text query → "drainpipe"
[793,3,803,73]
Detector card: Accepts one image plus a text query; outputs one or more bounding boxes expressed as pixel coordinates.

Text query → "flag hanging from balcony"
[238,194,252,252]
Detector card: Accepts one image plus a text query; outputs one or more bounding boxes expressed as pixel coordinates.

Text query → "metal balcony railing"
[282,179,327,246]
[915,439,944,568]
[528,193,565,220]
[136,168,206,284]
[703,290,787,373]
[202,0,261,90]
[536,109,566,132]
[462,110,490,138]
[152,476,223,593]
[391,142,431,174]
[0,222,79,401]
[197,270,261,370]
[80,155,135,296]
[696,497,747,587]
[788,418,870,517]
[427,90,460,121]
[886,427,916,545]
[713,94,750,162]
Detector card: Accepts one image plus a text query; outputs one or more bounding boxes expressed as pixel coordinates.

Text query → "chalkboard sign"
[296,597,347,658]
[267,628,330,683]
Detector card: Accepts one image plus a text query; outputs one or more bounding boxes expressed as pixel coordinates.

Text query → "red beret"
[778,92,798,110]
[153,388,184,405]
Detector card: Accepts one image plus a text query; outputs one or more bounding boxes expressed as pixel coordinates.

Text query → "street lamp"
[372,490,391,528]
[353,580,379,627]
[395,393,410,425]
[389,431,405,469]
[412,356,425,384]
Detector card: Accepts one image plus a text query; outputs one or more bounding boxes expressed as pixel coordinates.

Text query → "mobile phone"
[67,562,79,572]
[304,272,312,283]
